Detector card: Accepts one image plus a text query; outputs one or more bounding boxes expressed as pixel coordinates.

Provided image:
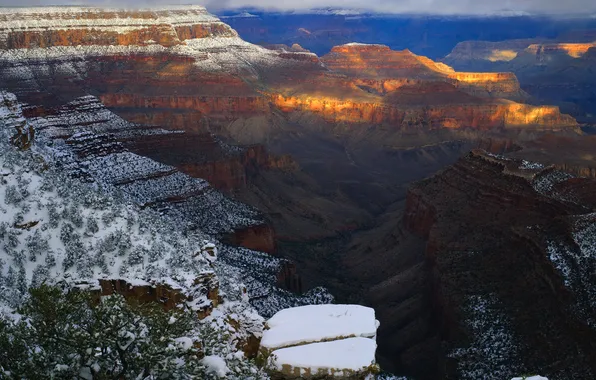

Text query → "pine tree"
[26,230,49,262]
[101,210,116,227]
[148,241,166,262]
[0,221,8,239]
[30,264,49,288]
[127,246,146,267]
[16,264,27,294]
[63,238,84,272]
[69,205,84,229]
[47,204,60,229]
[5,229,20,249]
[0,285,206,379]
[86,216,99,235]
[4,185,21,205]
[59,222,75,244]
[115,229,131,257]
[5,267,16,288]
[45,252,56,268]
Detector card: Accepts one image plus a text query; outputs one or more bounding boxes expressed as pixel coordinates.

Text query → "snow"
[342,42,386,47]
[511,377,548,380]
[532,169,573,196]
[0,5,326,80]
[0,90,276,377]
[261,304,378,351]
[201,355,230,377]
[0,6,224,37]
[519,160,544,170]
[267,337,376,373]
[546,214,596,328]
[173,336,194,351]
[448,294,521,379]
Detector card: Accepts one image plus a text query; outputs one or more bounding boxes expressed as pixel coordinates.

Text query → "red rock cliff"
[0,6,237,49]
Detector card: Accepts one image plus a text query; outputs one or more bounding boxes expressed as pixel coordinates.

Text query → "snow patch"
[201,355,230,377]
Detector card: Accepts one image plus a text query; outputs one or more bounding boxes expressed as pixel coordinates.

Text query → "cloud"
[0,0,594,15]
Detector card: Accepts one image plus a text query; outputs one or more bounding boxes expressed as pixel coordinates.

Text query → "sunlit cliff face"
[526,43,596,58]
[270,93,577,128]
[487,49,519,62]
[447,72,520,84]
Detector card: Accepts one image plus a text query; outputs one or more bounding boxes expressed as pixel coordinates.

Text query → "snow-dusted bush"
[1,285,205,379]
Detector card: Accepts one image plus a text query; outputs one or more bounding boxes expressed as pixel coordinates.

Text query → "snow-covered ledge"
[260,304,380,379]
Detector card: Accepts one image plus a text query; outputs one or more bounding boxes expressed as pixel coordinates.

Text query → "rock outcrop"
[229,224,277,254]
[90,273,219,319]
[525,42,596,59]
[260,305,379,379]
[445,39,542,64]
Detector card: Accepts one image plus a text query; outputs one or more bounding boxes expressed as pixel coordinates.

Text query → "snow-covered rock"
[261,304,379,379]
[511,376,548,380]
[261,304,378,352]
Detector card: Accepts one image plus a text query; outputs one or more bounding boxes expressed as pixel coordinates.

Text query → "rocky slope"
[322,44,527,100]
[0,6,237,49]
[446,39,596,64]
[402,150,596,379]
[0,91,333,318]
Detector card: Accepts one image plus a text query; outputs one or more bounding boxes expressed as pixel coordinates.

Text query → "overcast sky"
[0,0,594,15]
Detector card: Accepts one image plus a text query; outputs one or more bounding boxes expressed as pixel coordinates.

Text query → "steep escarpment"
[258,43,574,130]
[525,42,596,59]
[402,150,596,379]
[505,134,596,180]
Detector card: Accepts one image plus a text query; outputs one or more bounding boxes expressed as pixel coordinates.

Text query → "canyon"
[1,5,595,380]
